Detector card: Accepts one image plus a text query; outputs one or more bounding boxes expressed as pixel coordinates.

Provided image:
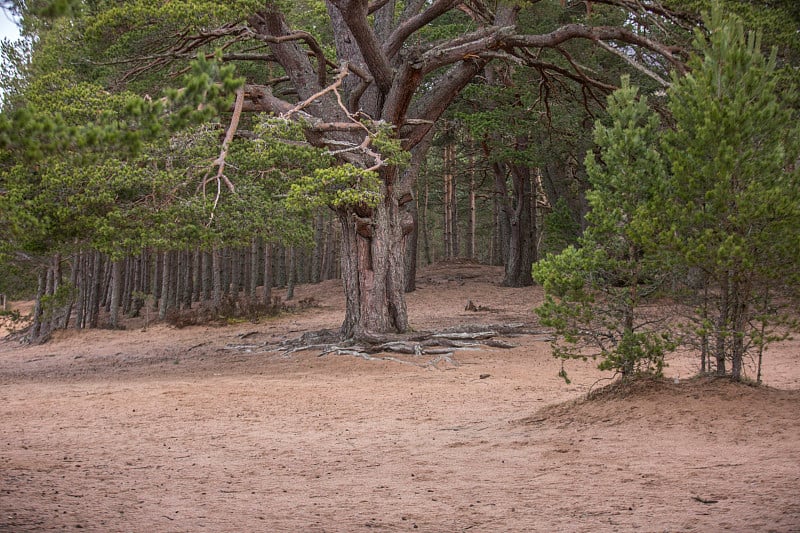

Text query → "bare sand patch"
[2,262,798,531]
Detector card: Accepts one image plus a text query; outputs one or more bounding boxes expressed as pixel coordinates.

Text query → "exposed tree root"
[222,323,546,369]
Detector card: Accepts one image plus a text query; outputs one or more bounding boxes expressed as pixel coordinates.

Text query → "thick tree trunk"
[338,172,409,339]
[500,158,534,287]
[543,159,590,232]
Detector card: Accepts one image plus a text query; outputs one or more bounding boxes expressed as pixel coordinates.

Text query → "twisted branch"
[200,86,244,222]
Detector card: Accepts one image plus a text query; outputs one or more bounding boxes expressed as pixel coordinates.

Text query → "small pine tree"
[533,78,676,381]
[660,6,800,380]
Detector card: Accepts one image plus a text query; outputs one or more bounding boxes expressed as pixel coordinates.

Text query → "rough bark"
[505,160,535,287]
[338,167,409,339]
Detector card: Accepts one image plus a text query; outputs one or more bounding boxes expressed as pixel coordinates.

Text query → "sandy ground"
[1,262,798,532]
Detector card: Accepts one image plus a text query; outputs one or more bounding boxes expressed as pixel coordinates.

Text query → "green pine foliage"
[534,6,800,383]
[0,0,388,307]
[0,48,247,258]
[540,198,581,256]
[285,120,407,213]
[2,45,299,303]
[660,6,800,379]
[0,0,389,310]
[534,78,676,381]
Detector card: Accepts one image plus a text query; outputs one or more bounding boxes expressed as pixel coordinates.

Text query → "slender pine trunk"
[212,247,222,309]
[263,242,273,306]
[109,259,122,329]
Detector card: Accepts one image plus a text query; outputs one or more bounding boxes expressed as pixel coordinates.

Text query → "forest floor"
[1,261,799,532]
